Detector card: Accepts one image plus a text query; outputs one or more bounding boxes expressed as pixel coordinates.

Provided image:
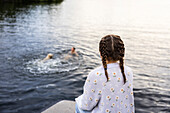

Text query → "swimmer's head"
[71,47,76,52]
[47,53,53,59]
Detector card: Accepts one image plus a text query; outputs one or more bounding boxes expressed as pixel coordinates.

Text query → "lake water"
[0,0,170,113]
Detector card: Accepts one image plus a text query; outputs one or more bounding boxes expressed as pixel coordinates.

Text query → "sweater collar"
[107,62,119,68]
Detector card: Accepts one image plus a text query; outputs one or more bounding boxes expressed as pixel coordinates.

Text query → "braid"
[119,57,126,84]
[100,40,109,82]
[116,37,126,84]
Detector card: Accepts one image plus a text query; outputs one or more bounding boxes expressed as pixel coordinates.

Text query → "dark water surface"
[0,0,170,113]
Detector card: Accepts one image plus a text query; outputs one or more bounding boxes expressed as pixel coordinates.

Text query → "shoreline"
[0,0,63,3]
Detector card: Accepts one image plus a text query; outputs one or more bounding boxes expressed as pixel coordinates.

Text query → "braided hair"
[99,34,127,84]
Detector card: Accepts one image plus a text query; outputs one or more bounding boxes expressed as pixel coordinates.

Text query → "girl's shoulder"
[93,65,104,73]
[124,65,133,77]
[88,66,104,76]
[87,66,106,82]
[124,65,133,72]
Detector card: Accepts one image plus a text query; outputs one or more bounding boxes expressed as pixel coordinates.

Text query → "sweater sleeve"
[75,70,102,111]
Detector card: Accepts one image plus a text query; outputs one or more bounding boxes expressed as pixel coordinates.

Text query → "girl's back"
[76,63,134,113]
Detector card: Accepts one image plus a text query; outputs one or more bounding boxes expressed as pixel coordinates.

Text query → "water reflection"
[0,1,63,20]
[0,0,170,113]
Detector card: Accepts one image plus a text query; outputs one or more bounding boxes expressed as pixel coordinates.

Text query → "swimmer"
[42,53,53,62]
[65,47,79,60]
[71,47,79,56]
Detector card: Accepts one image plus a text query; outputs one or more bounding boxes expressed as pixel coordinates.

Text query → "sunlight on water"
[0,0,170,113]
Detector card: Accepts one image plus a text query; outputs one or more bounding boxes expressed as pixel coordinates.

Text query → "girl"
[75,34,135,113]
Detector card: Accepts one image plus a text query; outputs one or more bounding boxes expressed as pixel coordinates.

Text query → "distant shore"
[0,0,63,3]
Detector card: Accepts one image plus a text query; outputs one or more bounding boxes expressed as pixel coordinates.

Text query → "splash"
[25,53,81,75]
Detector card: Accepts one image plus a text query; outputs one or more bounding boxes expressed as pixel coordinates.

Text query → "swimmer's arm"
[64,55,72,60]
[42,57,48,62]
[75,52,79,57]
